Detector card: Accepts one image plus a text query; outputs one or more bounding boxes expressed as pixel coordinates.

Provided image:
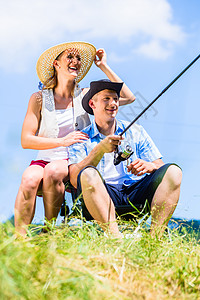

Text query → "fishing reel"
[114,144,134,166]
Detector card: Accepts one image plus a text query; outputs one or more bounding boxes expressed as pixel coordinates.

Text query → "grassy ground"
[0,219,200,300]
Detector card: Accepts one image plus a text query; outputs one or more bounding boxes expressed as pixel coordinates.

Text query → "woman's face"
[55,48,81,80]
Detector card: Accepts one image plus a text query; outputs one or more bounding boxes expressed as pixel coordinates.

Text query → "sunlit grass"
[0,218,200,300]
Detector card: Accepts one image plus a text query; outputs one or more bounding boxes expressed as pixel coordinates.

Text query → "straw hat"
[36,42,96,84]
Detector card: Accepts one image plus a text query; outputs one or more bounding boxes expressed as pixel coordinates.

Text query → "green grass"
[0,219,200,300]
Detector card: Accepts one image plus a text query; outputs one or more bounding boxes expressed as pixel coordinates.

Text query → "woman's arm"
[21,92,88,150]
[21,92,61,149]
[94,48,136,106]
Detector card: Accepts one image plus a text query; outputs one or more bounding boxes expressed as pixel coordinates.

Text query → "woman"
[14,41,135,236]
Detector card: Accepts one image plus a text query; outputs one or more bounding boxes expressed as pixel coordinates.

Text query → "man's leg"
[150,164,182,237]
[80,167,121,238]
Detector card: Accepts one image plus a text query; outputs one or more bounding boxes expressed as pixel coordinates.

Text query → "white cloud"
[0,0,186,72]
[133,39,173,60]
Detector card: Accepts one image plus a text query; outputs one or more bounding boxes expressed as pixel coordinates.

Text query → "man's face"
[89,89,119,121]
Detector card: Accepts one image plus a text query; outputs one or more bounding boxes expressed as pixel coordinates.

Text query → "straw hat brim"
[36,42,96,84]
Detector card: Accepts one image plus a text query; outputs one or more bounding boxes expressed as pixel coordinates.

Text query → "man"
[68,80,182,238]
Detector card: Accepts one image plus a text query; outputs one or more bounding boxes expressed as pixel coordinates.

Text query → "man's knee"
[164,165,182,188]
[80,167,102,188]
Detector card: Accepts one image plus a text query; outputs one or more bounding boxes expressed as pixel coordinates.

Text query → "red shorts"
[30,160,50,168]
[30,159,68,168]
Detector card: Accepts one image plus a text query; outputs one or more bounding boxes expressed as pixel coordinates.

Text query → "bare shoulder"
[32,91,42,103]
[27,91,42,112]
[29,91,42,106]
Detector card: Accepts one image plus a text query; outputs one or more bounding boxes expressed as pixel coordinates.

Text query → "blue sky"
[1,0,200,223]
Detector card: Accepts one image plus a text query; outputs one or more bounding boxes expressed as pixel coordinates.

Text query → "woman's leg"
[14,165,44,236]
[42,160,69,221]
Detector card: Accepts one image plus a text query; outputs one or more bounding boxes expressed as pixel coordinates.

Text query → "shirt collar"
[115,119,125,135]
[90,119,100,138]
[90,118,125,138]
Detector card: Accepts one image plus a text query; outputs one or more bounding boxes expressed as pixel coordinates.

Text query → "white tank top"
[36,107,74,161]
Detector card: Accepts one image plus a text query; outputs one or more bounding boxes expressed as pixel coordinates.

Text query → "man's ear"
[89,99,96,110]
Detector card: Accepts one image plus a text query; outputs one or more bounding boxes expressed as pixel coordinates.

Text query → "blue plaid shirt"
[68,119,162,185]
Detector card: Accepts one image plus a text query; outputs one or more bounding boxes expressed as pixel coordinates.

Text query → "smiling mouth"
[106,109,117,113]
[68,65,80,73]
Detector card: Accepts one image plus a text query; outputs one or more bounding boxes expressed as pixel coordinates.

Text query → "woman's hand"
[94,48,107,68]
[61,131,89,147]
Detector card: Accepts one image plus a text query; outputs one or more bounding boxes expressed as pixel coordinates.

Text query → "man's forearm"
[69,143,105,188]
[152,159,164,171]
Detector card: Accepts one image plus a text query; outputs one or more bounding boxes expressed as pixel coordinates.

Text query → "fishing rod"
[114,53,200,165]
